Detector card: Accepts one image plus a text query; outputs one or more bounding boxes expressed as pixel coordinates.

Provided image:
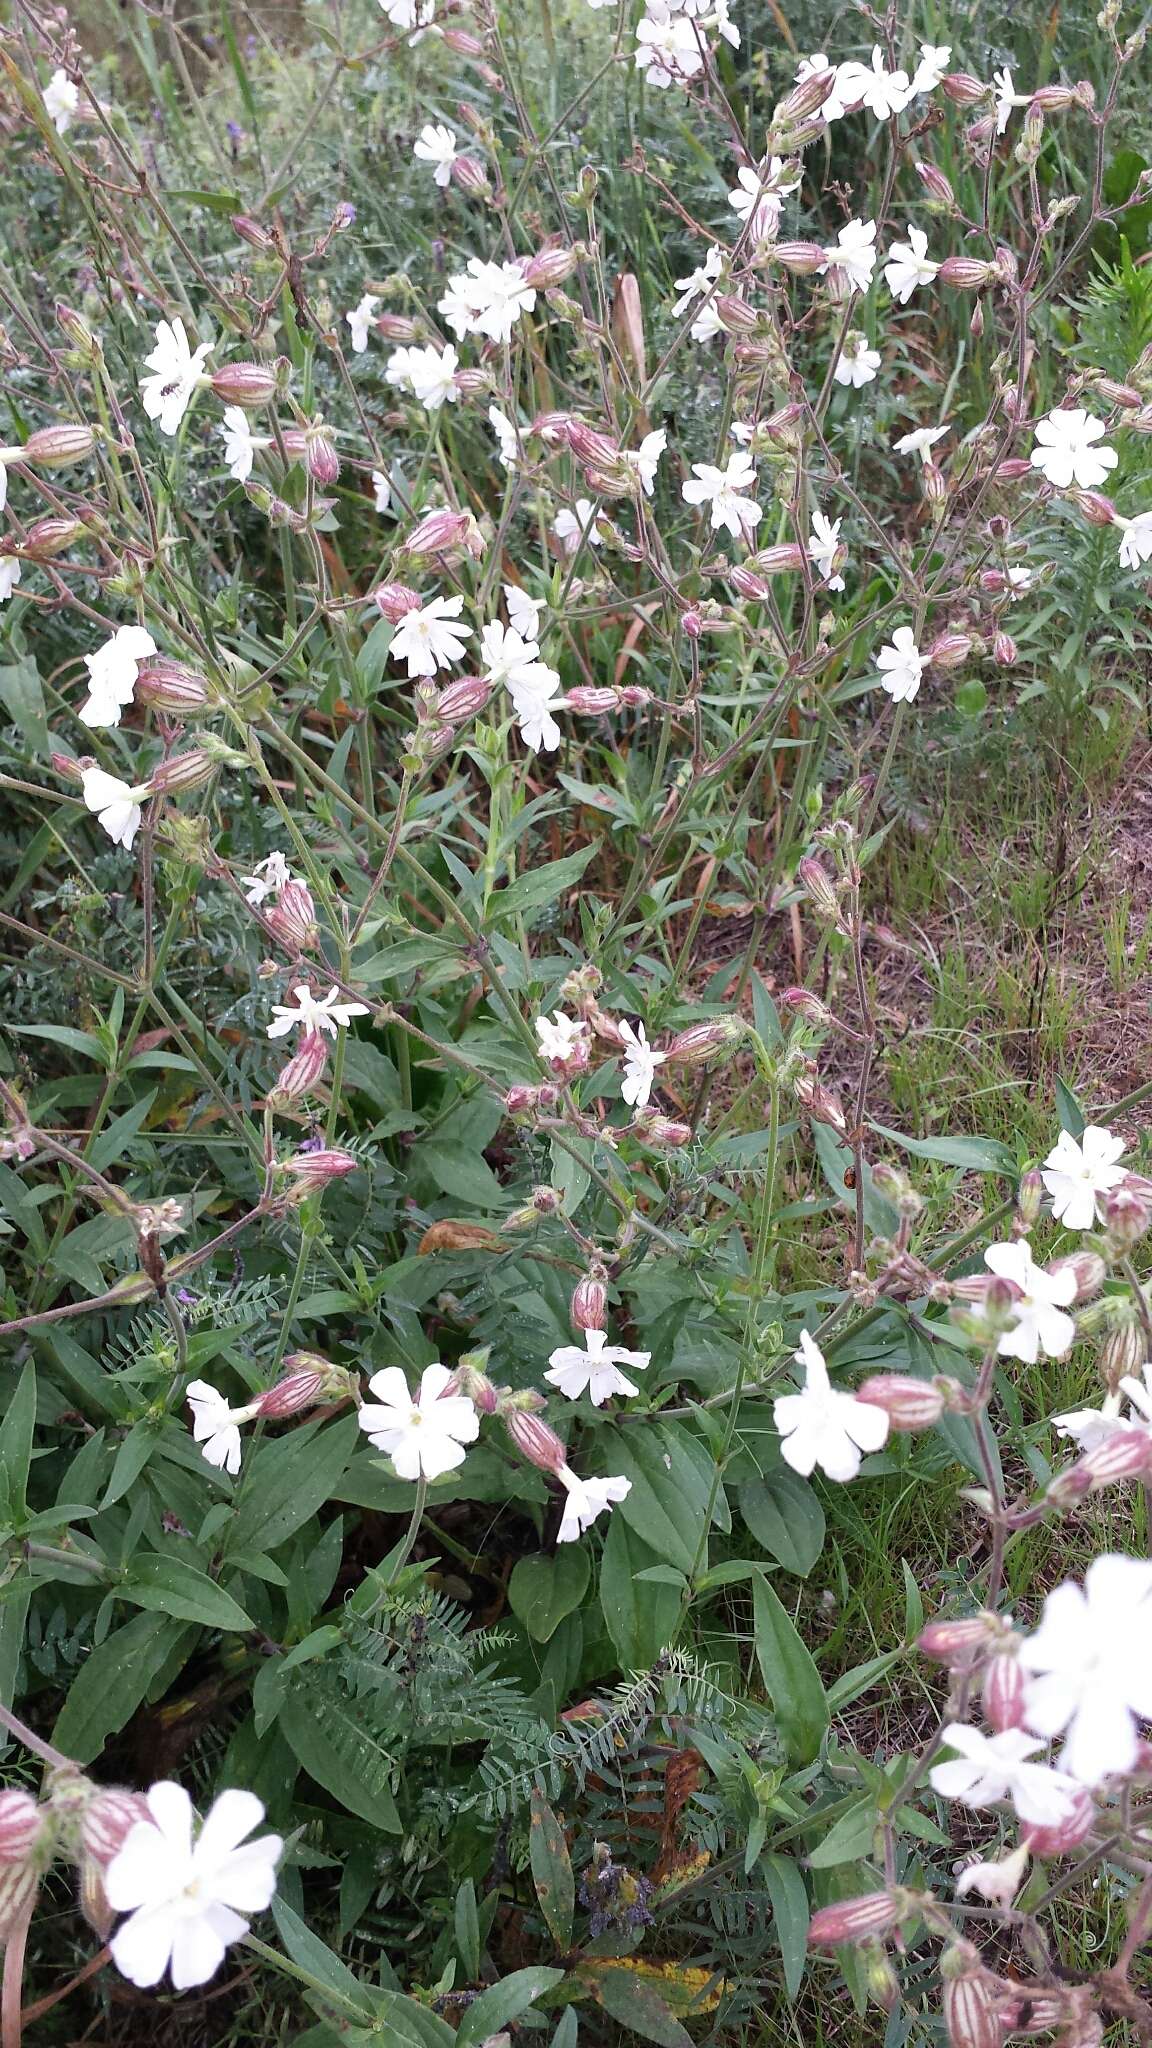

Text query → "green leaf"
[603,1422,715,1577]
[8,1023,105,1060]
[591,1969,694,2048]
[761,1853,809,1999]
[119,1554,254,1632]
[53,1612,189,1762]
[488,848,597,925]
[1055,1078,1085,1139]
[421,1141,505,1208]
[271,1898,373,2018]
[867,1120,1017,1176]
[509,1548,590,1643]
[954,678,987,718]
[279,1688,402,1833]
[599,1515,682,1668]
[738,1472,825,1577]
[226,1415,357,1556]
[530,1791,575,1949]
[805,1798,878,1868]
[752,1574,827,1765]
[0,1362,36,1525]
[455,1968,565,2048]
[454,1878,481,1979]
[0,658,49,756]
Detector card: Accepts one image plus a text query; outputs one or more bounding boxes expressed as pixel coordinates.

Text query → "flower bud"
[1081,1426,1152,1488]
[928,632,972,670]
[750,543,807,573]
[1101,1176,1152,1246]
[232,214,275,250]
[715,293,762,334]
[780,986,833,1025]
[798,856,841,921]
[0,1862,40,1940]
[505,1408,567,1472]
[938,256,998,289]
[373,581,423,622]
[941,72,989,105]
[943,1961,1002,2048]
[1016,1168,1044,1228]
[1031,84,1076,110]
[266,1029,328,1105]
[915,161,956,207]
[632,1111,693,1147]
[730,565,772,600]
[443,25,484,53]
[134,658,211,715]
[993,632,1018,667]
[1048,1251,1106,1303]
[20,515,87,560]
[566,686,622,713]
[571,1272,608,1331]
[995,458,1033,481]
[148,749,217,795]
[566,419,620,466]
[55,302,102,360]
[280,1145,358,1191]
[1021,1786,1095,1856]
[618,684,653,710]
[917,1615,997,1668]
[436,675,493,721]
[1072,488,1117,525]
[1099,1316,1147,1391]
[665,1018,745,1067]
[983,1653,1027,1731]
[682,608,704,640]
[524,247,577,288]
[1094,379,1142,408]
[452,153,490,196]
[302,425,341,486]
[808,1892,902,1947]
[793,1073,846,1132]
[20,423,96,468]
[857,1375,945,1431]
[773,241,826,274]
[0,1791,44,1864]
[80,1788,149,1865]
[210,362,278,408]
[256,1368,324,1418]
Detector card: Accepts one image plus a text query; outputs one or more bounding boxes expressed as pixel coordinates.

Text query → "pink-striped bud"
[255,1368,324,1418]
[210,361,278,408]
[632,1111,693,1147]
[20,423,96,467]
[0,1791,44,1864]
[798,856,841,921]
[983,1653,1027,1731]
[917,1615,996,1668]
[566,686,622,714]
[797,1073,850,1129]
[1045,1459,1095,1507]
[941,72,989,105]
[994,458,1033,482]
[80,1788,149,1865]
[373,581,422,622]
[993,632,1018,667]
[764,403,804,441]
[0,1862,40,1940]
[773,241,826,274]
[751,543,807,573]
[1082,1427,1152,1488]
[1094,379,1142,408]
[1101,1177,1152,1246]
[280,1146,358,1190]
[715,294,762,334]
[1047,1251,1106,1303]
[665,1017,745,1066]
[1031,84,1076,110]
[452,154,490,197]
[730,565,772,600]
[914,161,956,207]
[443,25,484,53]
[375,313,418,342]
[1071,488,1117,526]
[571,1273,608,1331]
[1015,1167,1044,1228]
[682,609,704,640]
[807,1892,902,1947]
[504,1083,550,1113]
[524,247,577,288]
[20,515,87,560]
[1021,1785,1095,1856]
[436,675,493,721]
[134,658,211,714]
[566,419,620,466]
[149,749,217,795]
[938,256,998,289]
[52,751,85,785]
[266,1029,328,1105]
[857,1375,944,1431]
[504,1408,567,1473]
[776,66,838,120]
[618,685,652,710]
[927,632,972,670]
[404,508,479,557]
[943,1963,1001,2048]
[780,986,833,1024]
[301,426,340,486]
[980,569,1008,594]
[265,880,317,952]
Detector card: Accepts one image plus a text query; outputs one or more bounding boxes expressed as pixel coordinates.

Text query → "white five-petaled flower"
[883,225,939,304]
[1041,1123,1126,1230]
[929,1725,1081,1827]
[727,157,800,241]
[626,428,668,497]
[389,594,471,677]
[634,3,706,88]
[437,258,536,344]
[106,1782,281,1990]
[836,48,911,121]
[140,319,212,436]
[81,767,149,851]
[993,65,1031,134]
[380,0,436,33]
[372,470,392,513]
[807,510,845,590]
[43,67,80,134]
[1054,1367,1152,1456]
[512,683,564,753]
[773,1330,889,1481]
[1117,511,1152,570]
[358,1362,479,1480]
[489,406,520,469]
[893,424,948,462]
[346,293,381,354]
[1030,407,1118,491]
[1019,1554,1152,1784]
[819,217,878,294]
[504,584,543,640]
[479,619,557,695]
[681,451,762,541]
[240,850,292,906]
[910,42,951,95]
[672,244,725,326]
[874,626,926,704]
[387,342,459,412]
[0,557,21,605]
[220,407,271,483]
[546,1329,652,1406]
[834,332,881,388]
[619,1019,666,1107]
[556,1463,632,1541]
[554,499,602,554]
[794,52,854,124]
[78,624,158,728]
[266,984,370,1040]
[413,121,459,185]
[955,1843,1031,1906]
[186,1379,260,1476]
[983,1240,1077,1363]
[536,1010,586,1063]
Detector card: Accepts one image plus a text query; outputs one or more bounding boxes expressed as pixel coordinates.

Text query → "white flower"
[536,1010,586,1062]
[955,1843,1031,1906]
[107,1782,281,1990]
[546,1329,651,1406]
[140,319,212,436]
[1030,408,1117,491]
[727,158,800,240]
[358,1362,479,1480]
[1041,1124,1126,1230]
[220,407,270,483]
[489,406,520,469]
[556,1463,632,1541]
[437,259,536,344]
[480,619,558,695]
[834,332,882,388]
[372,470,392,513]
[994,66,1031,134]
[893,424,948,461]
[43,67,79,135]
[842,48,912,120]
[346,294,380,354]
[627,428,667,497]
[385,346,420,392]
[186,1379,259,1475]
[405,343,460,412]
[681,452,762,540]
[1051,1391,1124,1452]
[1007,565,1033,597]
[0,556,21,605]
[883,226,939,304]
[634,3,706,87]
[513,683,564,752]
[773,1330,888,1481]
[807,510,845,590]
[240,851,292,906]
[1019,1554,1152,1783]
[413,121,458,186]
[389,594,471,678]
[673,244,724,318]
[619,1019,666,1107]
[379,0,436,33]
[554,499,601,554]
[874,625,925,703]
[910,42,951,95]
[929,1726,1080,1827]
[78,624,158,728]
[81,766,148,850]
[820,218,878,293]
[795,53,853,124]
[710,0,740,51]
[1117,510,1152,570]
[983,1240,1077,1363]
[266,984,370,1040]
[504,584,543,639]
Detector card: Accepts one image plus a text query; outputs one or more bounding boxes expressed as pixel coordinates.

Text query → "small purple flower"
[334,202,356,228]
